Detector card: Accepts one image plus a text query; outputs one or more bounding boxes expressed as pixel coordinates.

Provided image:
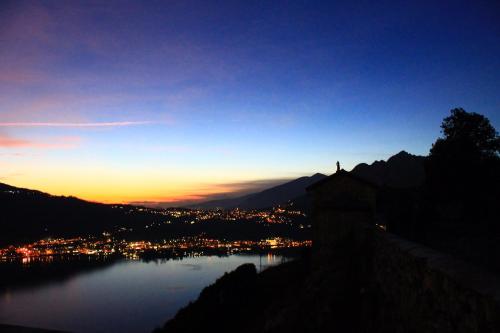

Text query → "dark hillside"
[0,183,149,246]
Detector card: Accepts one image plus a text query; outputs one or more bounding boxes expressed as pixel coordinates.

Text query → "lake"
[0,254,286,333]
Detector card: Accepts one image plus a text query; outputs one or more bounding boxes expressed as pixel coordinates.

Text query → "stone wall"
[367,230,500,333]
[308,171,500,332]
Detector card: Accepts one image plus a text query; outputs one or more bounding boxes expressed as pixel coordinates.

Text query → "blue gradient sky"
[0,0,499,204]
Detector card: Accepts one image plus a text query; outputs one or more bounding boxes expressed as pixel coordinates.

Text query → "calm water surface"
[0,254,285,333]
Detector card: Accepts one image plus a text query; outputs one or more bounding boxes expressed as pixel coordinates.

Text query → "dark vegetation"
[154,251,320,333]
[378,109,500,273]
[319,108,500,273]
[0,184,310,247]
[155,247,373,333]
[2,108,498,273]
[158,220,500,333]
[156,108,500,333]
[1,108,498,332]
[0,184,153,246]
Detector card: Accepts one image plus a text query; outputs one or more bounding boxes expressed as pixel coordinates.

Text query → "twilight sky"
[1,0,499,205]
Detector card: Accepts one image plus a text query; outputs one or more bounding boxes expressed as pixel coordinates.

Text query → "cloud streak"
[128,178,292,208]
[0,121,154,128]
[0,134,81,149]
[0,136,31,148]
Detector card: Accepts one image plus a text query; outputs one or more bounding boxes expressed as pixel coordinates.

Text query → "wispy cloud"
[0,134,81,149]
[217,178,291,194]
[0,121,154,128]
[0,136,31,147]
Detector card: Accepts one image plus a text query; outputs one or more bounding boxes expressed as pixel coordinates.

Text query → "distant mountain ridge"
[351,150,425,188]
[193,151,425,210]
[0,151,425,245]
[191,173,327,209]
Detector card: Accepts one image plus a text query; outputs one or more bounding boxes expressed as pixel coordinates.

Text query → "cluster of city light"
[110,204,307,226]
[0,237,116,260]
[0,236,312,263]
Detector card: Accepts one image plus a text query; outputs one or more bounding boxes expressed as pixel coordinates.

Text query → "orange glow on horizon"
[2,169,283,205]
[1,143,294,205]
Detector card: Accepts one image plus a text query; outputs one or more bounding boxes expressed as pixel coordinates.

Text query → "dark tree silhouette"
[404,109,500,272]
[425,108,499,229]
[430,108,500,160]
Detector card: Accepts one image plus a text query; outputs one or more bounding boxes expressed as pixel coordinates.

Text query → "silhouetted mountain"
[351,150,425,188]
[0,182,312,246]
[0,183,152,246]
[193,151,424,210]
[192,173,327,209]
[290,151,425,211]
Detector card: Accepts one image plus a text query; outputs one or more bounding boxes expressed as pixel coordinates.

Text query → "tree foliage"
[430,108,500,160]
[425,108,500,225]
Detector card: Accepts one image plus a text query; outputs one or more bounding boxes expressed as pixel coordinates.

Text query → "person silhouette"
[336,161,340,172]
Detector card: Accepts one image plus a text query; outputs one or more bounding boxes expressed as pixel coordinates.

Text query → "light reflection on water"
[0,254,286,333]
[21,256,54,264]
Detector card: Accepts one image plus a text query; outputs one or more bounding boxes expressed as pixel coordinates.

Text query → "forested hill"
[0,183,144,246]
